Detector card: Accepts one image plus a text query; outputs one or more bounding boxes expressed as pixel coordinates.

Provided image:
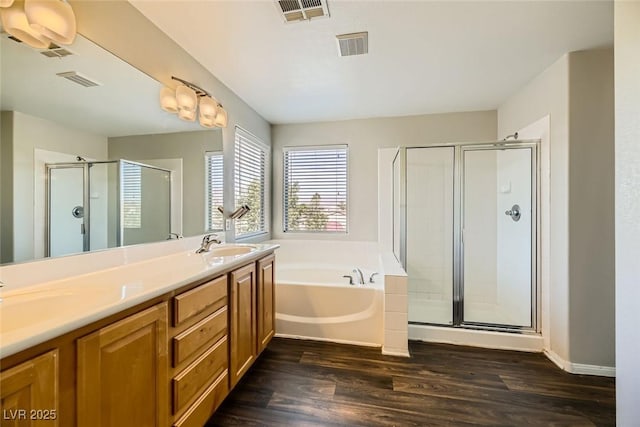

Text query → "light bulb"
[199,96,218,120]
[178,108,196,122]
[213,107,228,128]
[199,115,216,128]
[160,86,178,113]
[1,0,50,49]
[24,0,76,45]
[175,84,197,112]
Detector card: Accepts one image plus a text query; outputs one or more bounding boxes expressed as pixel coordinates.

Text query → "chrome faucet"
[352,268,365,285]
[196,234,222,253]
[167,232,183,240]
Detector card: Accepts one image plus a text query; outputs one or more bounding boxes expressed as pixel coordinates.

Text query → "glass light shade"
[160,86,178,113]
[175,84,197,112]
[199,115,216,128]
[178,108,196,122]
[1,1,50,49]
[199,96,218,120]
[0,0,15,7]
[24,0,76,45]
[213,107,228,128]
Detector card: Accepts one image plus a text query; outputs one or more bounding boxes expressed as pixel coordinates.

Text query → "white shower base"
[409,323,543,352]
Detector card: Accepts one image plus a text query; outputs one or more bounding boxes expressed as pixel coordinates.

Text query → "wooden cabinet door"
[257,254,275,354]
[229,263,256,387]
[77,303,168,427]
[0,350,58,427]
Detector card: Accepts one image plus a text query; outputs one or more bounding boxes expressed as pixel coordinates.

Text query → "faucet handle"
[369,272,379,283]
[342,275,354,285]
[202,233,217,243]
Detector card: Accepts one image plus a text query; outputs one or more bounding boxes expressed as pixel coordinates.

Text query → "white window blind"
[205,151,224,231]
[283,145,348,233]
[234,127,268,237]
[121,162,141,229]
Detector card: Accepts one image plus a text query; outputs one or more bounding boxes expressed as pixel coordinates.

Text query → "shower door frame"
[398,140,541,334]
[46,159,173,257]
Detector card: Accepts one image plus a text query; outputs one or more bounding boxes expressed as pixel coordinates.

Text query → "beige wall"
[271,110,497,241]
[567,49,615,367]
[615,1,640,423]
[498,55,570,361]
[498,48,615,369]
[109,130,223,238]
[0,112,14,263]
[70,0,272,242]
[9,112,108,263]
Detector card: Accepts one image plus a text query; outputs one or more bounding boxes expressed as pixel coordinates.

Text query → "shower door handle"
[505,204,521,222]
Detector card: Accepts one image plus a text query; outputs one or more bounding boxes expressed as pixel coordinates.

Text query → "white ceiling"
[0,33,207,137]
[131,0,613,125]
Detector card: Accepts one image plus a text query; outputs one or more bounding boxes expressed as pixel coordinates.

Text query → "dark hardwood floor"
[207,338,615,426]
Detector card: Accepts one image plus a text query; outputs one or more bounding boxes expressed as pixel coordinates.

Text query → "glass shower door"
[120,161,171,246]
[48,165,87,257]
[461,146,535,328]
[406,147,455,325]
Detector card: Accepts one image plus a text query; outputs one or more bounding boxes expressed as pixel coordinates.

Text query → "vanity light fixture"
[0,0,76,49]
[160,76,228,128]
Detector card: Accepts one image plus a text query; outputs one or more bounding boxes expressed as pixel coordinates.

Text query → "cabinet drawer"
[173,307,227,367]
[173,275,227,326]
[172,370,229,427]
[172,336,228,414]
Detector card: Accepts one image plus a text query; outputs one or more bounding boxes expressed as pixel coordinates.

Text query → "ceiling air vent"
[40,44,74,58]
[56,71,101,88]
[276,0,329,22]
[336,32,368,57]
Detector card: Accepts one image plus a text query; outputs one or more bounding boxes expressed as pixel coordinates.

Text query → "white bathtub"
[273,252,384,347]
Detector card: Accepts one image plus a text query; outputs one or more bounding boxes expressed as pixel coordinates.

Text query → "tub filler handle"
[342,275,354,285]
[369,272,379,283]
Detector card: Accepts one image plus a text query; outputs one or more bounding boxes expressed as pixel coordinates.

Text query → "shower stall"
[393,141,539,332]
[46,160,171,258]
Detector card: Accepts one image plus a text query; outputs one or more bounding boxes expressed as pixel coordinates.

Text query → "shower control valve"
[505,204,521,222]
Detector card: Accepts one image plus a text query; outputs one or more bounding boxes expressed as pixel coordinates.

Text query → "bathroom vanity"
[0,244,277,426]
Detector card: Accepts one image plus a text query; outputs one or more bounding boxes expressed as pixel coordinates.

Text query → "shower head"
[503,132,519,141]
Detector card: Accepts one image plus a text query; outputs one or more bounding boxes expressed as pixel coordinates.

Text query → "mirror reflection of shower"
[46,159,172,258]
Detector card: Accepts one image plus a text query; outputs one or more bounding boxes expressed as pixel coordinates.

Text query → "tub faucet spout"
[353,268,365,285]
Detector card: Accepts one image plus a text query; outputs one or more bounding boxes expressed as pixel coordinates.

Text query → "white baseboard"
[382,347,410,357]
[274,333,382,348]
[408,324,544,352]
[544,349,616,377]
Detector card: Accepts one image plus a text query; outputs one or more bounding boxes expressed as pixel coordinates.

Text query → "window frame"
[234,126,270,240]
[204,151,224,232]
[282,144,349,234]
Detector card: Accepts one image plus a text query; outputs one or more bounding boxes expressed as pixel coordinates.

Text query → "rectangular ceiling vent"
[336,32,368,57]
[56,71,101,88]
[276,0,329,22]
[40,44,74,58]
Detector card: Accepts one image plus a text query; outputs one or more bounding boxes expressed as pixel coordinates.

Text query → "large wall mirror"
[0,33,224,265]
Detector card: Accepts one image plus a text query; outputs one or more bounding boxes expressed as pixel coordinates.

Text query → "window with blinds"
[121,162,142,229]
[283,145,348,233]
[205,151,224,231]
[234,127,268,238]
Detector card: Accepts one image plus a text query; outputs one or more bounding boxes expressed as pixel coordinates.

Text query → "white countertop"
[0,243,278,359]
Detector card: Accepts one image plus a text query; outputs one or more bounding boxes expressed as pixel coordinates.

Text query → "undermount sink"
[207,244,256,257]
